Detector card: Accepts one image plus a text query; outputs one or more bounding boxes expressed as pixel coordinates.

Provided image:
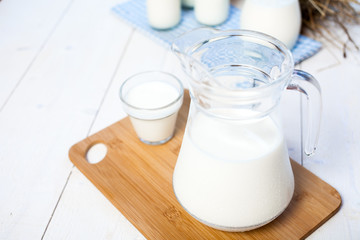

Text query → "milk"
[240,0,301,49]
[182,0,194,8]
[129,113,179,144]
[173,110,294,230]
[125,81,179,110]
[123,80,183,144]
[147,0,181,29]
[194,0,230,26]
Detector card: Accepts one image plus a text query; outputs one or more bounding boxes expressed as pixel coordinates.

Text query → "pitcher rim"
[171,28,295,92]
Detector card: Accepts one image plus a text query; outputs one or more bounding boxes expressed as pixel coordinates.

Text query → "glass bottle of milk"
[240,0,301,49]
[147,0,181,29]
[182,0,194,8]
[194,0,230,25]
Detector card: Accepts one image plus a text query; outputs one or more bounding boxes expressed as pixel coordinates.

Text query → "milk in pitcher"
[173,109,294,231]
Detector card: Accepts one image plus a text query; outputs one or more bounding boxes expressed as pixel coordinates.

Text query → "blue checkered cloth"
[112,0,321,64]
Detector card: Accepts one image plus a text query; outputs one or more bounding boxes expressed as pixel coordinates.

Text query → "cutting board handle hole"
[86,143,107,164]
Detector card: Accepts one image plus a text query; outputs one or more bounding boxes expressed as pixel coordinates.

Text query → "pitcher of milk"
[171,28,321,231]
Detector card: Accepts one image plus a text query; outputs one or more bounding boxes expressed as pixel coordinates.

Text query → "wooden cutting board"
[69,90,341,240]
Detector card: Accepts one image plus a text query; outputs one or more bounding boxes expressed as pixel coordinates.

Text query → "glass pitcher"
[171,28,321,232]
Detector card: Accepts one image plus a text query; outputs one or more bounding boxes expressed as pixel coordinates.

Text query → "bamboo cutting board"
[69,91,341,240]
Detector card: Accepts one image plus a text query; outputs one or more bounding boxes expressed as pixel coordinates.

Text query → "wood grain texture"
[42,23,171,240]
[300,39,360,239]
[69,90,341,240]
[0,0,73,108]
[0,0,133,238]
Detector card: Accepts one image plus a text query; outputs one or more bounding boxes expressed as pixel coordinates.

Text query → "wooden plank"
[0,0,132,239]
[0,0,73,108]
[300,32,360,239]
[42,29,170,239]
[69,90,341,240]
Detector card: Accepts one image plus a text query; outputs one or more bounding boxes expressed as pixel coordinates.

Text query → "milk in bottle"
[240,0,301,49]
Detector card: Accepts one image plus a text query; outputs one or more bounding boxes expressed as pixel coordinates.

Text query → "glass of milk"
[120,71,184,145]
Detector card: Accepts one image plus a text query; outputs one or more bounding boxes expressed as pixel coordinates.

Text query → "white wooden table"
[1,0,359,239]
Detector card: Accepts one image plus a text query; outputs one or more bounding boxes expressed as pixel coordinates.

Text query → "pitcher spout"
[172,27,220,87]
[171,27,220,67]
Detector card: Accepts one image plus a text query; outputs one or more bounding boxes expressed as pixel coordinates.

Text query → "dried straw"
[300,0,360,57]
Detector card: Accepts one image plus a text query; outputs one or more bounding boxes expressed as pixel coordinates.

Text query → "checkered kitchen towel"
[112,0,321,64]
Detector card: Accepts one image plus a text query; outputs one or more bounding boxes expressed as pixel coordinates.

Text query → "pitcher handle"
[287,70,322,156]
